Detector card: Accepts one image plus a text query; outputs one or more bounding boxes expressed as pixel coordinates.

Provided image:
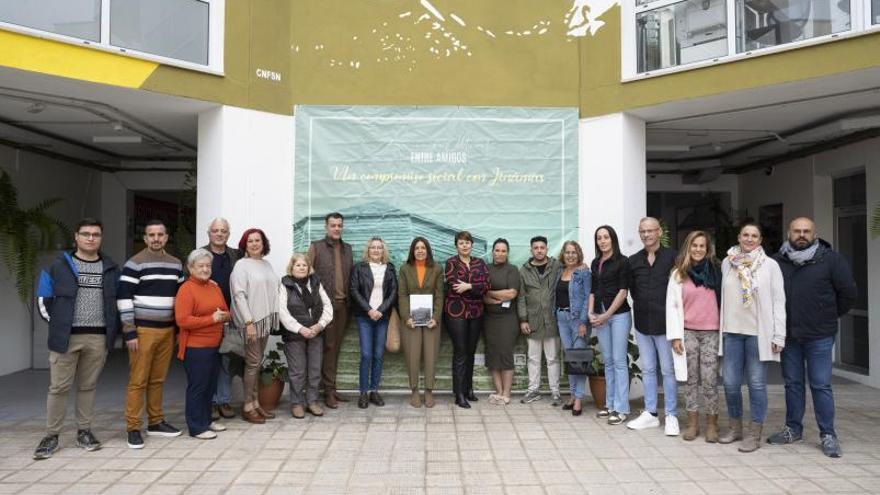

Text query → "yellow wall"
[3,1,878,117]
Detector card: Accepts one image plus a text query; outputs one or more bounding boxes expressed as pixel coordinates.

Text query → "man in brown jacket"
[306,212,353,408]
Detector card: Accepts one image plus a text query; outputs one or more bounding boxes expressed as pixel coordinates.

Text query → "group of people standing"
[32,211,856,462]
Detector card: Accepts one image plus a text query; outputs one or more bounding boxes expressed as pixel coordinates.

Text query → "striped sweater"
[117,248,184,340]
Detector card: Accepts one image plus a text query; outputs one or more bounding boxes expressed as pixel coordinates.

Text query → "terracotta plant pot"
[258,377,285,411]
[588,375,606,410]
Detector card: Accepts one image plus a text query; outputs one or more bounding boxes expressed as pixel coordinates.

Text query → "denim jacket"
[555,266,591,327]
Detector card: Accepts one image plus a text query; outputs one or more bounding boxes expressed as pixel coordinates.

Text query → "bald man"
[769,217,857,458]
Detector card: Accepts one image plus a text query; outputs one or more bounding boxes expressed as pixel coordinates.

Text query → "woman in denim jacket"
[555,241,592,416]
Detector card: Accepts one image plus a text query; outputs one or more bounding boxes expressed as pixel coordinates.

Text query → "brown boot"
[682,411,700,441]
[738,422,763,453]
[718,418,743,444]
[255,406,275,419]
[410,389,422,408]
[705,414,719,443]
[242,408,265,424]
[333,391,349,403]
[325,390,338,409]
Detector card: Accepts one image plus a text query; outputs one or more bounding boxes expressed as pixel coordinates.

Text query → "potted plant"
[587,334,642,410]
[258,342,288,411]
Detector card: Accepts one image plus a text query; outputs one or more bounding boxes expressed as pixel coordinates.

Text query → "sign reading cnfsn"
[255,68,282,82]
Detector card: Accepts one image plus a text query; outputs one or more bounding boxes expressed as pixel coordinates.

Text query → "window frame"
[0,0,225,76]
[623,0,880,81]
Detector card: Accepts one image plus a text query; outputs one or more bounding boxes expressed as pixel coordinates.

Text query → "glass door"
[833,174,868,373]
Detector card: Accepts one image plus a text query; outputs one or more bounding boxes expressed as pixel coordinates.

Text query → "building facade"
[0,0,877,388]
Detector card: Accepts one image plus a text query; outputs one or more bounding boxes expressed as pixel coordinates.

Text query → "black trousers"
[446,316,482,395]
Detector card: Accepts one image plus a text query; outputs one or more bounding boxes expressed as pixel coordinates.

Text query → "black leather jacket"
[349,261,398,318]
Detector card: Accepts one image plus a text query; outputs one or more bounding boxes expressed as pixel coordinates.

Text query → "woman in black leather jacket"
[349,237,398,408]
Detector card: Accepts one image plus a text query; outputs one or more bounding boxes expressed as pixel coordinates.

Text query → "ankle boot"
[738,422,763,453]
[705,414,720,443]
[410,389,422,408]
[718,418,743,444]
[424,389,435,408]
[682,411,700,441]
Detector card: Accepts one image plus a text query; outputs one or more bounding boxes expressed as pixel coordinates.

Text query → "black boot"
[455,394,471,409]
[358,392,369,409]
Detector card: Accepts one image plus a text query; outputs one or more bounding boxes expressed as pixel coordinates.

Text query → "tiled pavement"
[1,356,880,494]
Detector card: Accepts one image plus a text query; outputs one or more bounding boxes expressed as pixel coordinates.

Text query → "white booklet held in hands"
[409,294,433,326]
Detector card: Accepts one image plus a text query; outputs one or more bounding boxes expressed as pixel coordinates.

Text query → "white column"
[197,105,295,271]
[578,112,647,259]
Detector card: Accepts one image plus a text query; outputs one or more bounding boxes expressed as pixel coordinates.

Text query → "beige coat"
[718,256,786,362]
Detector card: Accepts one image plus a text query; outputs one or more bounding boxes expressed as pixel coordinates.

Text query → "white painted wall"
[579,113,647,259]
[196,105,294,272]
[0,144,102,375]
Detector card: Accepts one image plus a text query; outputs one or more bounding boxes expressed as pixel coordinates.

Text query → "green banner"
[293,105,579,391]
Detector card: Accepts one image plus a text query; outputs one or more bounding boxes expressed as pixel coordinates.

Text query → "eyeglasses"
[638,229,659,235]
[77,232,102,239]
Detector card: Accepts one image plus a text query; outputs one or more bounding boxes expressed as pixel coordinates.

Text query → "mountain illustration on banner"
[293,202,488,265]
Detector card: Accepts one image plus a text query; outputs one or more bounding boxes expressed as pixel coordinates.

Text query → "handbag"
[563,336,595,376]
[385,307,401,353]
[218,324,246,357]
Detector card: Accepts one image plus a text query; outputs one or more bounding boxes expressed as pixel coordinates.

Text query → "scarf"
[779,240,819,266]
[726,245,766,307]
[687,259,718,291]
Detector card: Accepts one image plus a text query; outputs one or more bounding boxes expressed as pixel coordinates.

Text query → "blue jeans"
[183,347,219,436]
[212,353,232,405]
[557,309,587,401]
[723,333,768,423]
[782,335,835,436]
[356,315,389,393]
[595,311,632,414]
[634,329,678,416]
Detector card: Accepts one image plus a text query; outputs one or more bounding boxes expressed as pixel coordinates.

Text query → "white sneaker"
[209,422,227,432]
[665,415,680,436]
[626,410,661,430]
[194,430,217,440]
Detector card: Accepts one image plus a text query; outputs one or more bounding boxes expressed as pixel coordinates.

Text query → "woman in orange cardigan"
[175,248,231,439]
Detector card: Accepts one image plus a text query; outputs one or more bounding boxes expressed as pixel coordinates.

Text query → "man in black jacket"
[768,217,857,458]
[34,218,120,460]
[204,218,241,420]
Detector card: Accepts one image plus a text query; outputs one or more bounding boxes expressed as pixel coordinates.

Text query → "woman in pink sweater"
[666,231,722,442]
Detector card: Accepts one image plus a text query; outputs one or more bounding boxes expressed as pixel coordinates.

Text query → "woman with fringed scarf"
[717,223,786,453]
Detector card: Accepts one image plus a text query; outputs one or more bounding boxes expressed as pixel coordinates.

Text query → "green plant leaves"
[0,171,69,303]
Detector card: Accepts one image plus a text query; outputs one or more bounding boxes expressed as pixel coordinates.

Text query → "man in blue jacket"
[768,217,857,458]
[33,218,120,460]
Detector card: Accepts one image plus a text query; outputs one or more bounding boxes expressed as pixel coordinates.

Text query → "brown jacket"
[397,262,444,326]
[306,237,353,302]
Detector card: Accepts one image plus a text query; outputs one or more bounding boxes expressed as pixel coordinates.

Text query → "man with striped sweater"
[118,219,184,449]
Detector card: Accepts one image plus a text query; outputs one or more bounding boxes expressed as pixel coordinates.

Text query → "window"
[736,0,851,52]
[0,0,100,41]
[637,0,728,72]
[0,0,223,74]
[629,0,876,76]
[110,0,209,66]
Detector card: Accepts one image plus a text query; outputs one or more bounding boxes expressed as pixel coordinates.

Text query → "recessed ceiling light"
[93,136,142,144]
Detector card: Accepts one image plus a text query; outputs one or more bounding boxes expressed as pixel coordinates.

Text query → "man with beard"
[768,217,857,458]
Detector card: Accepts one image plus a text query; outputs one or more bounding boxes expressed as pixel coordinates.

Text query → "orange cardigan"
[175,277,228,360]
